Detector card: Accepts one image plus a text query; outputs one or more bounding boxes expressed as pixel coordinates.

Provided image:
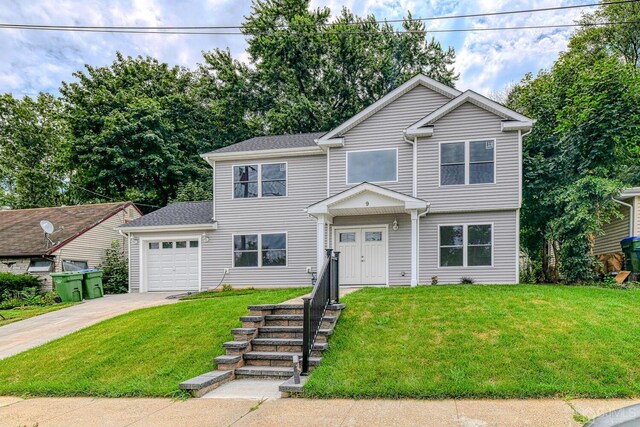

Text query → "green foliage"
[0,273,42,302]
[202,0,458,135]
[0,93,70,208]
[507,2,640,282]
[170,178,212,203]
[61,53,213,210]
[99,240,128,294]
[221,283,233,292]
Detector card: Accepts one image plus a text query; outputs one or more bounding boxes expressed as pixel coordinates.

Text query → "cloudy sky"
[0,0,593,97]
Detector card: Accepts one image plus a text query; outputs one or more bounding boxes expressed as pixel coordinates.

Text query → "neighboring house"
[120,74,533,292]
[0,202,141,288]
[594,187,640,272]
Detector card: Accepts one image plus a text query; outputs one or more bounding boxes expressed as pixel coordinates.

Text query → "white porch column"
[316,214,327,274]
[410,209,418,287]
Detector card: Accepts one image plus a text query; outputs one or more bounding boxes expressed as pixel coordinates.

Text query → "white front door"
[146,240,200,292]
[335,227,387,285]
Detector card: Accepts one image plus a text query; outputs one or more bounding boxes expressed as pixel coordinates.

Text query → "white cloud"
[0,0,593,97]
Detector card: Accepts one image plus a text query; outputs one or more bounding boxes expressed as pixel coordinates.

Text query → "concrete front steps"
[179,302,345,397]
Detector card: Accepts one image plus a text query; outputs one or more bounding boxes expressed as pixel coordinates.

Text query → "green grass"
[0,288,309,398]
[180,288,259,300]
[0,303,75,327]
[305,285,640,399]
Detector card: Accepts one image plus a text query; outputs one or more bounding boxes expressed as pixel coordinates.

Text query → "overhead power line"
[0,21,637,36]
[0,0,637,35]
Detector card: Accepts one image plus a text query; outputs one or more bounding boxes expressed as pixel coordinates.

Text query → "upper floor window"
[439,224,492,267]
[233,163,287,198]
[440,140,495,186]
[347,148,397,184]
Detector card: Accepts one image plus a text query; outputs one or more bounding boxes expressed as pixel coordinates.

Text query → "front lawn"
[0,287,309,398]
[0,303,75,327]
[305,285,640,399]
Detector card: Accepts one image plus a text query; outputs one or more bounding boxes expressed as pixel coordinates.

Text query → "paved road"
[0,396,636,426]
[0,292,178,359]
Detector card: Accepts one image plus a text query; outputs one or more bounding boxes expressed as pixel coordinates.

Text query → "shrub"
[0,273,42,303]
[222,284,233,292]
[99,241,128,294]
[460,277,475,284]
[431,276,438,285]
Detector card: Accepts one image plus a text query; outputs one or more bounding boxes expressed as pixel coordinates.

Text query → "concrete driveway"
[0,292,179,360]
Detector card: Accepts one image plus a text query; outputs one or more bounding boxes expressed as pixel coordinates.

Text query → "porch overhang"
[306,183,429,220]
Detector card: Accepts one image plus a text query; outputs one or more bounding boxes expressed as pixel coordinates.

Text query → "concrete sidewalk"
[0,292,178,359]
[0,396,638,426]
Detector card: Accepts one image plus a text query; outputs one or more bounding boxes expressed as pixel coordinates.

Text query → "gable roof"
[0,202,137,257]
[316,74,461,146]
[405,90,533,136]
[202,132,325,157]
[307,182,428,217]
[119,201,215,231]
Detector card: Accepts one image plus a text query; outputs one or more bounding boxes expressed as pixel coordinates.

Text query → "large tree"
[200,0,458,135]
[61,53,213,209]
[0,93,70,208]
[507,4,640,282]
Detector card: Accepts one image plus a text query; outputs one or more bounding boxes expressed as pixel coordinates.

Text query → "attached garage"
[118,201,216,293]
[144,239,200,292]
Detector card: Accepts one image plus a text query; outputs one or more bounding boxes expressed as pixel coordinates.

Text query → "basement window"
[62,260,89,271]
[28,259,53,273]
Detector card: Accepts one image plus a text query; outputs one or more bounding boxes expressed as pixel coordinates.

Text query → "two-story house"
[119,74,533,292]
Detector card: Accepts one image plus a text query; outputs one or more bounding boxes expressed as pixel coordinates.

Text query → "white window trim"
[27,259,54,273]
[345,147,399,185]
[231,231,288,268]
[231,161,288,199]
[437,223,494,268]
[438,139,497,187]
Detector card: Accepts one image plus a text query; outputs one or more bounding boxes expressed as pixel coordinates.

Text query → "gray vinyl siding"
[332,214,411,286]
[51,210,135,273]
[594,198,635,255]
[210,154,326,287]
[129,237,140,292]
[329,85,451,196]
[417,102,520,212]
[420,210,519,284]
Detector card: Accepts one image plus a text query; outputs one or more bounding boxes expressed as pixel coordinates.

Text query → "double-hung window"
[440,140,495,186]
[439,224,492,267]
[233,233,287,267]
[233,163,286,198]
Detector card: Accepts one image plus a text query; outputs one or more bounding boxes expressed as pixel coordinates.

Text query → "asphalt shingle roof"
[120,201,213,228]
[0,202,133,257]
[208,132,325,154]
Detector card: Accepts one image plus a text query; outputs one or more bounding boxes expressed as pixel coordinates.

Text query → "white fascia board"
[501,120,533,132]
[200,146,324,162]
[404,127,434,138]
[619,187,640,198]
[405,200,428,210]
[406,90,533,134]
[317,74,460,144]
[316,137,344,147]
[118,223,217,233]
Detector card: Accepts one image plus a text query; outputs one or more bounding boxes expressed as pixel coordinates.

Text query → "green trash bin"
[79,269,104,299]
[620,237,640,272]
[50,272,84,302]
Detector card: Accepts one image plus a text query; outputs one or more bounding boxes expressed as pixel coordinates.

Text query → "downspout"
[612,198,634,236]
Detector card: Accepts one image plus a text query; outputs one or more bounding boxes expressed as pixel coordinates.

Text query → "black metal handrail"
[302,248,340,374]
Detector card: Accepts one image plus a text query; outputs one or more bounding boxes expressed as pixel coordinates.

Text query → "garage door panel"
[146,239,200,292]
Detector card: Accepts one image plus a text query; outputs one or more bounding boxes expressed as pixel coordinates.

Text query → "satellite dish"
[40,220,54,234]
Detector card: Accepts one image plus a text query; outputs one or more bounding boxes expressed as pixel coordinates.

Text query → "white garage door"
[146,240,199,292]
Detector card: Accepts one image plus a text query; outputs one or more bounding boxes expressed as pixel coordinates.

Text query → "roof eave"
[201,145,324,162]
[118,222,217,233]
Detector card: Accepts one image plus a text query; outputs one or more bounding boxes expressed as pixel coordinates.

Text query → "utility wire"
[0,21,637,36]
[1,1,638,36]
[0,0,636,32]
